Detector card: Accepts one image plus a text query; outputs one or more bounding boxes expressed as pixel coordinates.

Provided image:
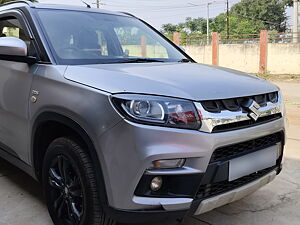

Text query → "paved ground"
[0,81,299,225]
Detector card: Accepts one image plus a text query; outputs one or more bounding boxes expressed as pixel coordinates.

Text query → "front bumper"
[97,117,285,222]
[194,169,277,215]
[106,168,279,223]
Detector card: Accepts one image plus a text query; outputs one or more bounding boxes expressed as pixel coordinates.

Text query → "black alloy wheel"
[43,137,116,225]
[48,155,83,224]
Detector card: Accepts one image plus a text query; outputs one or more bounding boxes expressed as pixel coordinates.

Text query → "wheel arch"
[31,111,109,206]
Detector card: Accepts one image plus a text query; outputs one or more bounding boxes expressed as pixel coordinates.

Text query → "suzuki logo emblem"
[247,100,261,121]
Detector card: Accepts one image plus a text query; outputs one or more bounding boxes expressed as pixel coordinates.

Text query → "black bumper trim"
[106,206,189,224]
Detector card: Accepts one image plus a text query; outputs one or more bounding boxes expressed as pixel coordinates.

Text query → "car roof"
[0,0,131,17]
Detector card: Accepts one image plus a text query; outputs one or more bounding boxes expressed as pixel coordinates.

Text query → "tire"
[42,137,116,225]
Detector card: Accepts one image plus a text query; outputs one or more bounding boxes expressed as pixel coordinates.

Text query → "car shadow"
[0,157,45,204]
[0,157,54,224]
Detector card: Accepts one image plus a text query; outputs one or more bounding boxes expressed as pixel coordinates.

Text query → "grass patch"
[255,74,300,82]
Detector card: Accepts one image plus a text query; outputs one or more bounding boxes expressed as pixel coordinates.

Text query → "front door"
[0,13,37,164]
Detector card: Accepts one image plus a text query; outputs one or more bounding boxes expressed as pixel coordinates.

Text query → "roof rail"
[0,0,35,8]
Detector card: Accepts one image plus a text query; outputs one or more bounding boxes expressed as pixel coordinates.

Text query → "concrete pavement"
[0,81,299,225]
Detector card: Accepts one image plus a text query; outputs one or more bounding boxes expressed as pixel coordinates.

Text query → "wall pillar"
[141,35,147,57]
[173,32,181,45]
[259,30,268,74]
[293,0,299,43]
[212,32,219,66]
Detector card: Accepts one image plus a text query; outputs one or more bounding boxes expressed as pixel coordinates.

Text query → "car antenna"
[81,0,91,8]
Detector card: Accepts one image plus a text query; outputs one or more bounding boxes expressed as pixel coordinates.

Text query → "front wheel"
[42,137,116,225]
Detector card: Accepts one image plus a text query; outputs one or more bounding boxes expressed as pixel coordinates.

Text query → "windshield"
[36,9,188,65]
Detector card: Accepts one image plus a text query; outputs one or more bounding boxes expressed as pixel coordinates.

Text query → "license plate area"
[229,145,278,181]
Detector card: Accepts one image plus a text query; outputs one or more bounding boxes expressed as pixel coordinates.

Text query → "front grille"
[210,132,282,163]
[197,166,275,199]
[201,92,278,113]
[212,113,282,133]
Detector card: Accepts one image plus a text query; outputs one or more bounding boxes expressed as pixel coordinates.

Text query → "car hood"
[64,63,278,101]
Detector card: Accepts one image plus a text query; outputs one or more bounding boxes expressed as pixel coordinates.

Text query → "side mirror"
[0,37,36,64]
[0,37,27,56]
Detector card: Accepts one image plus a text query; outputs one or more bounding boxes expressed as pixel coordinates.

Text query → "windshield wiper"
[118,58,165,63]
[178,58,193,63]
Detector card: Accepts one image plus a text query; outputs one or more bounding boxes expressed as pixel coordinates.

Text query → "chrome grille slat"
[201,92,278,113]
[195,92,283,133]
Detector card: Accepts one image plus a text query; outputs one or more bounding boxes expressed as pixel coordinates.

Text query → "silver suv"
[0,1,285,225]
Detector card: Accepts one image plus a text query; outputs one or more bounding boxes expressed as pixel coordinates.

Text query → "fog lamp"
[148,159,186,170]
[150,176,163,192]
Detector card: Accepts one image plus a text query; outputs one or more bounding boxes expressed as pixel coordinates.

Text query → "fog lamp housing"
[148,159,186,170]
[150,176,163,192]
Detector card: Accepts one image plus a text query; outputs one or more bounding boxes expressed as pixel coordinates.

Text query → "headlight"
[111,94,201,130]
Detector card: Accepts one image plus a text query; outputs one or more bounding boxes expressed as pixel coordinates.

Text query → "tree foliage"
[180,17,208,34]
[231,0,288,32]
[161,17,212,34]
[161,0,291,36]
[283,0,294,7]
[161,23,179,34]
[211,14,266,35]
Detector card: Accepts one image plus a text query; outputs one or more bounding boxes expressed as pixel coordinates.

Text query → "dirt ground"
[0,79,299,225]
[277,82,300,126]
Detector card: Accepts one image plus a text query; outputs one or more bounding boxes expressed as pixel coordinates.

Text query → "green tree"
[161,0,290,39]
[160,23,179,34]
[161,17,212,35]
[230,0,288,32]
[0,0,36,3]
[228,16,266,35]
[210,14,227,34]
[211,13,266,35]
[283,0,293,7]
[182,17,208,34]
